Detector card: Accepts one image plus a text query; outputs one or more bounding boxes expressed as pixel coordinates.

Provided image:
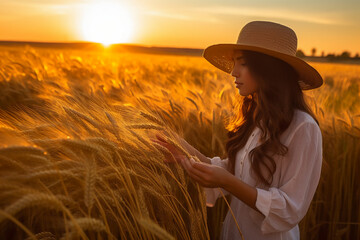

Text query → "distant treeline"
[0,41,359,63]
[296,48,360,62]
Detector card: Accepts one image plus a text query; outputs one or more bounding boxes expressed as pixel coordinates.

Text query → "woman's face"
[231,50,259,96]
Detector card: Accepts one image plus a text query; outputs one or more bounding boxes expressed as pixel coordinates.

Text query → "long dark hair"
[225,50,319,187]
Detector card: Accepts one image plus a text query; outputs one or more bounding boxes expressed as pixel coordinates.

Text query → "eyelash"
[233,58,246,65]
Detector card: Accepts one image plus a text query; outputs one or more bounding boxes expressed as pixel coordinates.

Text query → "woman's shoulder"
[282,109,321,144]
[293,109,318,128]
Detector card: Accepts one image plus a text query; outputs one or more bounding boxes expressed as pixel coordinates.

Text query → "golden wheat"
[136,215,176,240]
[84,155,96,211]
[25,231,56,240]
[0,47,358,239]
[1,193,66,224]
[139,111,165,126]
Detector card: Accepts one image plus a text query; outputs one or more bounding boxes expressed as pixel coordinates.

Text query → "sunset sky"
[0,0,359,56]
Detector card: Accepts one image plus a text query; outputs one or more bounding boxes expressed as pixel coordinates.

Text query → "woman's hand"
[150,133,187,163]
[180,156,231,188]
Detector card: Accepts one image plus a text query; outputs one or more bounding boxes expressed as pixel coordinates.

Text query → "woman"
[152,21,323,240]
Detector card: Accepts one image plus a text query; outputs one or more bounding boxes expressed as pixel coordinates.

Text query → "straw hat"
[202,20,323,90]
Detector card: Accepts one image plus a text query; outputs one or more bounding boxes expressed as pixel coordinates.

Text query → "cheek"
[250,77,259,90]
[244,69,258,89]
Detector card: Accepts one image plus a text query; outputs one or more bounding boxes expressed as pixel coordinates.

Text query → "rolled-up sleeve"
[254,121,323,234]
[204,156,230,207]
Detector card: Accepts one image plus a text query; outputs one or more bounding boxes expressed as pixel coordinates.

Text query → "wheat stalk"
[104,111,123,141]
[0,146,45,156]
[163,136,192,159]
[62,217,109,240]
[127,123,164,130]
[138,187,150,218]
[68,217,106,232]
[219,189,244,240]
[151,142,177,163]
[141,184,164,199]
[0,155,27,171]
[0,209,37,240]
[26,169,80,180]
[140,111,165,126]
[186,97,199,110]
[0,193,66,224]
[127,128,159,153]
[136,215,176,240]
[84,154,96,211]
[189,207,200,240]
[24,231,56,240]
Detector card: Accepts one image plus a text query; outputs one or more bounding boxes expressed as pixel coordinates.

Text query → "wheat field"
[0,45,359,239]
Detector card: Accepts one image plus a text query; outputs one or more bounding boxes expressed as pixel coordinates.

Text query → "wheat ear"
[136,215,176,240]
[139,111,165,126]
[1,193,66,224]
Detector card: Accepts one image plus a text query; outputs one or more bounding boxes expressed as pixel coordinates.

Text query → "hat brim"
[202,43,323,90]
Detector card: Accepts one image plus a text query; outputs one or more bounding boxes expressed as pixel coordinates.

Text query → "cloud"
[143,10,220,23]
[0,1,85,16]
[192,6,347,25]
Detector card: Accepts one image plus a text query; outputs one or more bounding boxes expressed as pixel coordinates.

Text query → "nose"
[231,56,245,77]
[231,63,240,78]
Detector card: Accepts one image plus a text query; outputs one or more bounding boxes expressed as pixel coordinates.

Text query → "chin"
[238,89,248,96]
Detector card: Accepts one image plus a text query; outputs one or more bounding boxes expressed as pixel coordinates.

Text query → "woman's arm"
[181,156,262,213]
[153,132,211,164]
[177,137,211,164]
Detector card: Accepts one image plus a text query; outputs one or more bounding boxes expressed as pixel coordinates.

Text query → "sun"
[79,1,136,46]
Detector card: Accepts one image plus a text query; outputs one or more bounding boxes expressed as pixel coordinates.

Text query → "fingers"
[176,155,187,164]
[163,158,175,163]
[150,133,189,165]
[155,133,167,142]
[151,138,173,151]
[150,138,166,146]
[151,136,171,148]
[151,139,178,155]
[156,131,182,146]
[151,137,182,156]
[181,157,208,180]
[186,171,207,186]
[156,131,173,142]
[151,136,166,145]
[190,160,212,173]
[151,138,185,164]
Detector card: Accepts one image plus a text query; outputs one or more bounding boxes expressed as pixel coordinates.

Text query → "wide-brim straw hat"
[202,20,323,90]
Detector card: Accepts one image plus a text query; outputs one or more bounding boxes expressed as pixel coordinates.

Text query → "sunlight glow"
[80,1,136,46]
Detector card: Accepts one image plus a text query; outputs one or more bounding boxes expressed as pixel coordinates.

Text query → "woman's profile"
[152,20,323,240]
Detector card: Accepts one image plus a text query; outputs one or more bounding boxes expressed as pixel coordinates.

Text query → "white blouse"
[204,109,323,240]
